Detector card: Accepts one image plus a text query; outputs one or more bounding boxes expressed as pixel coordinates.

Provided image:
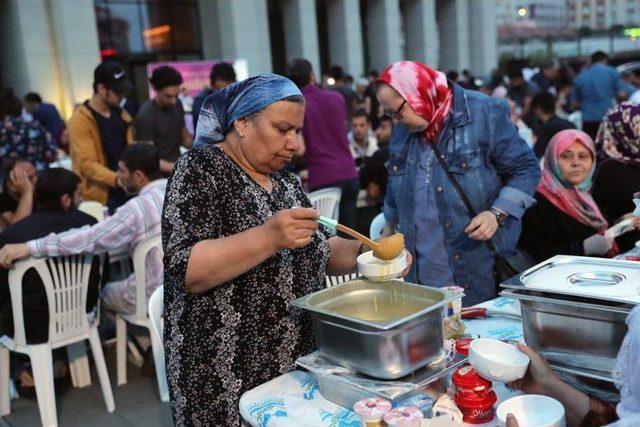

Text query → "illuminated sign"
[624,27,640,38]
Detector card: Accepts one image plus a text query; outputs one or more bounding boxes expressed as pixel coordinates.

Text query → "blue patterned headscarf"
[194,73,302,146]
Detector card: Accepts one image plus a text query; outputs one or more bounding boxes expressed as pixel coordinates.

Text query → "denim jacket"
[384,84,541,304]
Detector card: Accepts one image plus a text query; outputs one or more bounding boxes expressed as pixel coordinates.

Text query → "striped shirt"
[29,179,167,307]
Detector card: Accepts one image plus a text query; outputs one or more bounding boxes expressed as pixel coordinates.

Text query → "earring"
[239,132,245,138]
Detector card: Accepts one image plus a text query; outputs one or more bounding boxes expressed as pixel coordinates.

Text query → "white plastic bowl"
[497,395,565,427]
[357,250,407,281]
[468,338,530,382]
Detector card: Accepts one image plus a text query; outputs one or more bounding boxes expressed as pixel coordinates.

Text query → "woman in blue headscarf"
[161,74,377,425]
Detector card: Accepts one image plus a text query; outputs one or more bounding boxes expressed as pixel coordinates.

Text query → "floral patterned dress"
[161,144,329,426]
[0,116,56,171]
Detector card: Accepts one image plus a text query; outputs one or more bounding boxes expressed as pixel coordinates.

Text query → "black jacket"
[520,192,598,263]
[592,158,640,252]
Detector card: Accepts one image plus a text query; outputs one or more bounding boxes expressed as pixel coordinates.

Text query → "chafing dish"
[550,364,619,402]
[291,279,458,379]
[501,288,633,374]
[500,256,637,375]
[501,255,640,305]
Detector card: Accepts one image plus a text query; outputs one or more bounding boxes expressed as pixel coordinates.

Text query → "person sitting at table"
[0,88,56,172]
[0,143,165,315]
[519,129,640,263]
[507,304,640,427]
[0,158,37,230]
[0,168,100,395]
[162,73,412,425]
[592,102,640,252]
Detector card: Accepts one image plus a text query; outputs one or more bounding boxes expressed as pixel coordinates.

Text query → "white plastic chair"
[308,187,342,220]
[0,255,115,427]
[325,273,359,287]
[78,201,106,222]
[115,235,167,401]
[369,212,386,241]
[147,286,167,401]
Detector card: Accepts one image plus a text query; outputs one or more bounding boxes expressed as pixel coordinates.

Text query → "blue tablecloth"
[239,297,523,427]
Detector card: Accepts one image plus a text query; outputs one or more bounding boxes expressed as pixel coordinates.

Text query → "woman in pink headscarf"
[520,129,637,262]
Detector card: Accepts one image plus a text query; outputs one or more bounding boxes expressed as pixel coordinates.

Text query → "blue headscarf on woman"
[194,73,302,146]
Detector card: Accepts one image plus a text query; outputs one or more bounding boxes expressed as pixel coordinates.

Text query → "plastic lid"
[454,389,498,409]
[452,365,492,390]
[383,406,423,426]
[353,397,392,421]
[455,338,473,356]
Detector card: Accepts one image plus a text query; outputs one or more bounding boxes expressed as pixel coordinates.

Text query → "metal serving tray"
[296,351,467,408]
[501,288,633,374]
[291,279,458,379]
[502,255,640,305]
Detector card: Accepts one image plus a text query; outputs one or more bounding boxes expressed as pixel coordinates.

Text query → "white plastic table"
[239,297,523,427]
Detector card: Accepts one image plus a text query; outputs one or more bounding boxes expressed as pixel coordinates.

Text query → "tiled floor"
[0,345,173,427]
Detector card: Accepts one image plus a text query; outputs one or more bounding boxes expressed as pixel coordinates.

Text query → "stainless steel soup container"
[291,279,457,379]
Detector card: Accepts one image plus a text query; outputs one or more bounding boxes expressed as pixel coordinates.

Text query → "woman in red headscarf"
[375,61,541,305]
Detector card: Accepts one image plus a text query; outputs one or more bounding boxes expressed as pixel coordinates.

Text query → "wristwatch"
[490,207,509,227]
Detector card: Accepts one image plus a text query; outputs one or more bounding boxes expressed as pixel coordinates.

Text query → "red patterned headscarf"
[378,61,453,141]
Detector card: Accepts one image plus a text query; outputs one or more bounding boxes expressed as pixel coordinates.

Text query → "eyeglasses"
[384,100,406,120]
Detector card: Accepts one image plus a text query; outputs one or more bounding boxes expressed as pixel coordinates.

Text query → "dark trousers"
[316,178,360,231]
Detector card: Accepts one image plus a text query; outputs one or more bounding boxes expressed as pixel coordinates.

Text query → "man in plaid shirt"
[0,143,165,315]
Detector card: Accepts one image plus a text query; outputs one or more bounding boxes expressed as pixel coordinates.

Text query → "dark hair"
[0,88,23,118]
[632,69,640,79]
[367,69,379,79]
[591,51,609,64]
[329,65,345,81]
[1,157,32,194]
[507,69,524,79]
[120,143,162,181]
[149,66,183,90]
[210,62,236,84]
[379,114,393,124]
[352,108,369,121]
[446,70,459,81]
[24,92,42,104]
[531,92,556,114]
[286,58,313,88]
[35,168,81,212]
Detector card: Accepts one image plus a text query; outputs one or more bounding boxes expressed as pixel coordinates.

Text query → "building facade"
[568,0,640,30]
[1,0,497,118]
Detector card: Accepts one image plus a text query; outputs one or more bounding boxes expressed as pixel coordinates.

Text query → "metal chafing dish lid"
[502,255,640,304]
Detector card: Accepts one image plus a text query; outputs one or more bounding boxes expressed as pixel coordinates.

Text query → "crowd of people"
[0,49,638,425]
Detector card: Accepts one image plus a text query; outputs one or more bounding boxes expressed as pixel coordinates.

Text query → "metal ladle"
[318,216,405,260]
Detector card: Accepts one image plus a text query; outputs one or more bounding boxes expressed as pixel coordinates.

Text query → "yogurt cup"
[383,406,423,427]
[353,397,392,426]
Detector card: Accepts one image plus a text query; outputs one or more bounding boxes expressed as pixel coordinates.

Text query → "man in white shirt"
[348,109,378,167]
[0,143,165,315]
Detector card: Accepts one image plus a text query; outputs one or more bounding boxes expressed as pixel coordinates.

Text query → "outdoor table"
[240,296,524,426]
